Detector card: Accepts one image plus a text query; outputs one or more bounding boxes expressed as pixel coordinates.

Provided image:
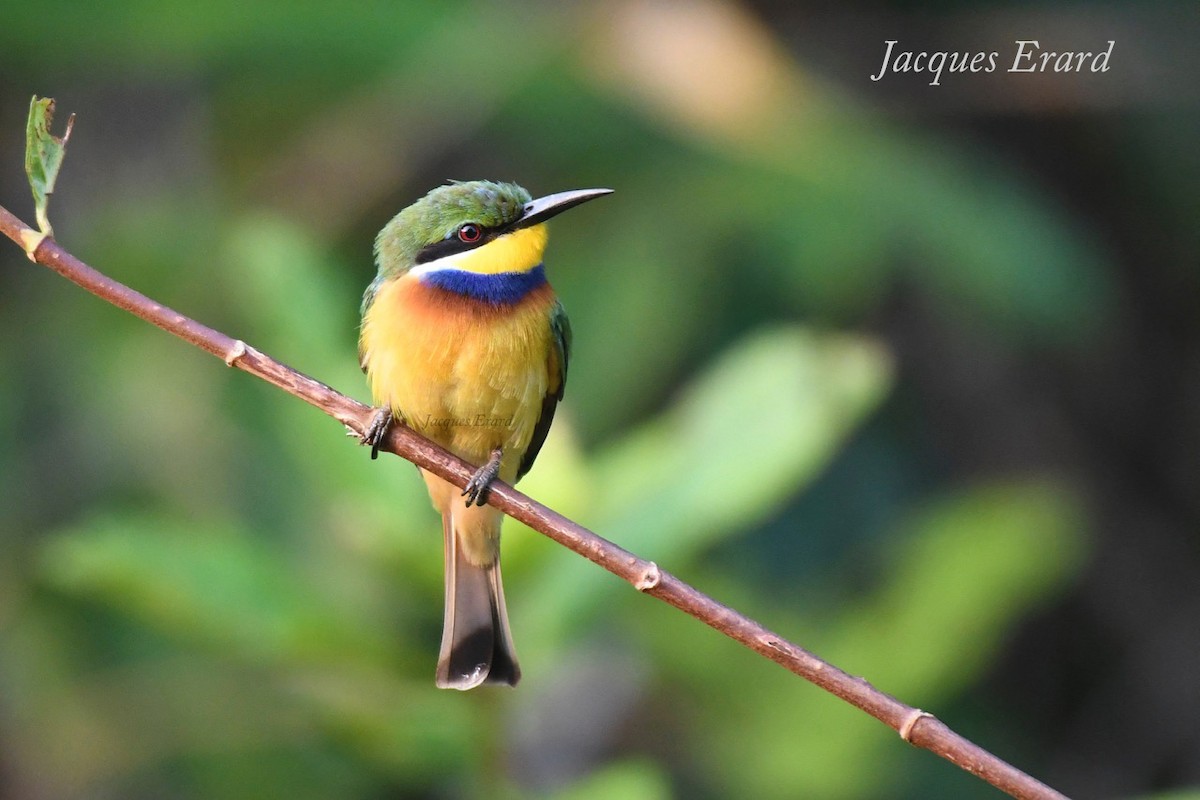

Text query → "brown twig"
[0,203,1071,800]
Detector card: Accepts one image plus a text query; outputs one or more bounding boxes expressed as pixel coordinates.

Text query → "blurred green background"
[1,1,1197,798]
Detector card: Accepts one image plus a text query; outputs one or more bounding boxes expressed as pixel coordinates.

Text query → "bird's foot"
[361,407,394,460]
[462,448,503,507]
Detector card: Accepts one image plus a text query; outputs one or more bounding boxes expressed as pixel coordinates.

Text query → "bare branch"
[0,203,1070,800]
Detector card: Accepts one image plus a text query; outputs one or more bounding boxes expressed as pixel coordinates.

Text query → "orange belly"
[360,273,558,481]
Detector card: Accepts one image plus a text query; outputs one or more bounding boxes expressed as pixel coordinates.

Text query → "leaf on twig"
[24,95,75,238]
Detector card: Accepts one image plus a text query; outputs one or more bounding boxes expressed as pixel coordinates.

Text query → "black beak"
[514,188,613,229]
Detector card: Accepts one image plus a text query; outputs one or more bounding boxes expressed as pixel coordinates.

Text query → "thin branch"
[0,203,1071,800]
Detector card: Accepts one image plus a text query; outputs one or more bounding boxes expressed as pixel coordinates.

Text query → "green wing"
[516,301,571,481]
[358,274,385,373]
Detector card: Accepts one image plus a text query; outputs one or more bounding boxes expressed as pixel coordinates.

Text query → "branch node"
[634,561,661,591]
[224,339,247,366]
[899,708,934,743]
[18,228,48,261]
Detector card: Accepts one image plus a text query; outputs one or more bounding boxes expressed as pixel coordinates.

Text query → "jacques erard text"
[870,40,1115,86]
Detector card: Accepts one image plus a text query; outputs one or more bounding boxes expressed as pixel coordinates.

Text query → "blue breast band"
[422,264,547,305]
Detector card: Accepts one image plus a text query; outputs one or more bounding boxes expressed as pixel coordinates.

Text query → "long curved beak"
[514,188,613,229]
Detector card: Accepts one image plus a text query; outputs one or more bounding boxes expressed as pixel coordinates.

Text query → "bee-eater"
[358,180,611,689]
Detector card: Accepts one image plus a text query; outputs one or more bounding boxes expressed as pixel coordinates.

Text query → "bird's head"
[375,180,611,278]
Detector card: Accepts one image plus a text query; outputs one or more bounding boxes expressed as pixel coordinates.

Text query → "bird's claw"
[462,449,503,507]
[362,407,394,460]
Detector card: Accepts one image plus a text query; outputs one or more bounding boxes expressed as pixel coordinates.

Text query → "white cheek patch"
[409,249,473,277]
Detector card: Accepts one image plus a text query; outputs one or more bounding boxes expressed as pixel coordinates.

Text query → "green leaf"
[673,479,1086,799]
[39,513,391,666]
[24,95,75,236]
[516,326,893,657]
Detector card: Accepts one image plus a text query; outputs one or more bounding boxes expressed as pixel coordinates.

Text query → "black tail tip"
[436,627,520,690]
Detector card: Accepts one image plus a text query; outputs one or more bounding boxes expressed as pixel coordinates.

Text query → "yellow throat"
[413,224,549,276]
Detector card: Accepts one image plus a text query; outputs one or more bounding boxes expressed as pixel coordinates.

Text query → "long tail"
[436,510,520,689]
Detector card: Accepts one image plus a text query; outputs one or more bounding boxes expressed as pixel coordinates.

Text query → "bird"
[358,180,611,689]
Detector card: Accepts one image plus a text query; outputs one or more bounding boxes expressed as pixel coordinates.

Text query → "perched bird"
[358,180,611,689]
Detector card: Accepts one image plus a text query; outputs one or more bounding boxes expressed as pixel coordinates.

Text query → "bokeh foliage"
[2,1,1190,798]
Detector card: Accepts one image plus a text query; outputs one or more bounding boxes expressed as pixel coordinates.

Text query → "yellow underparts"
[359,264,559,564]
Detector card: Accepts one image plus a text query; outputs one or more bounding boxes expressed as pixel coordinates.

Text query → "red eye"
[457,224,482,243]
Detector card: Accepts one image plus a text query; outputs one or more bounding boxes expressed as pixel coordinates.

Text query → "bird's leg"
[462,448,503,507]
[361,407,394,460]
